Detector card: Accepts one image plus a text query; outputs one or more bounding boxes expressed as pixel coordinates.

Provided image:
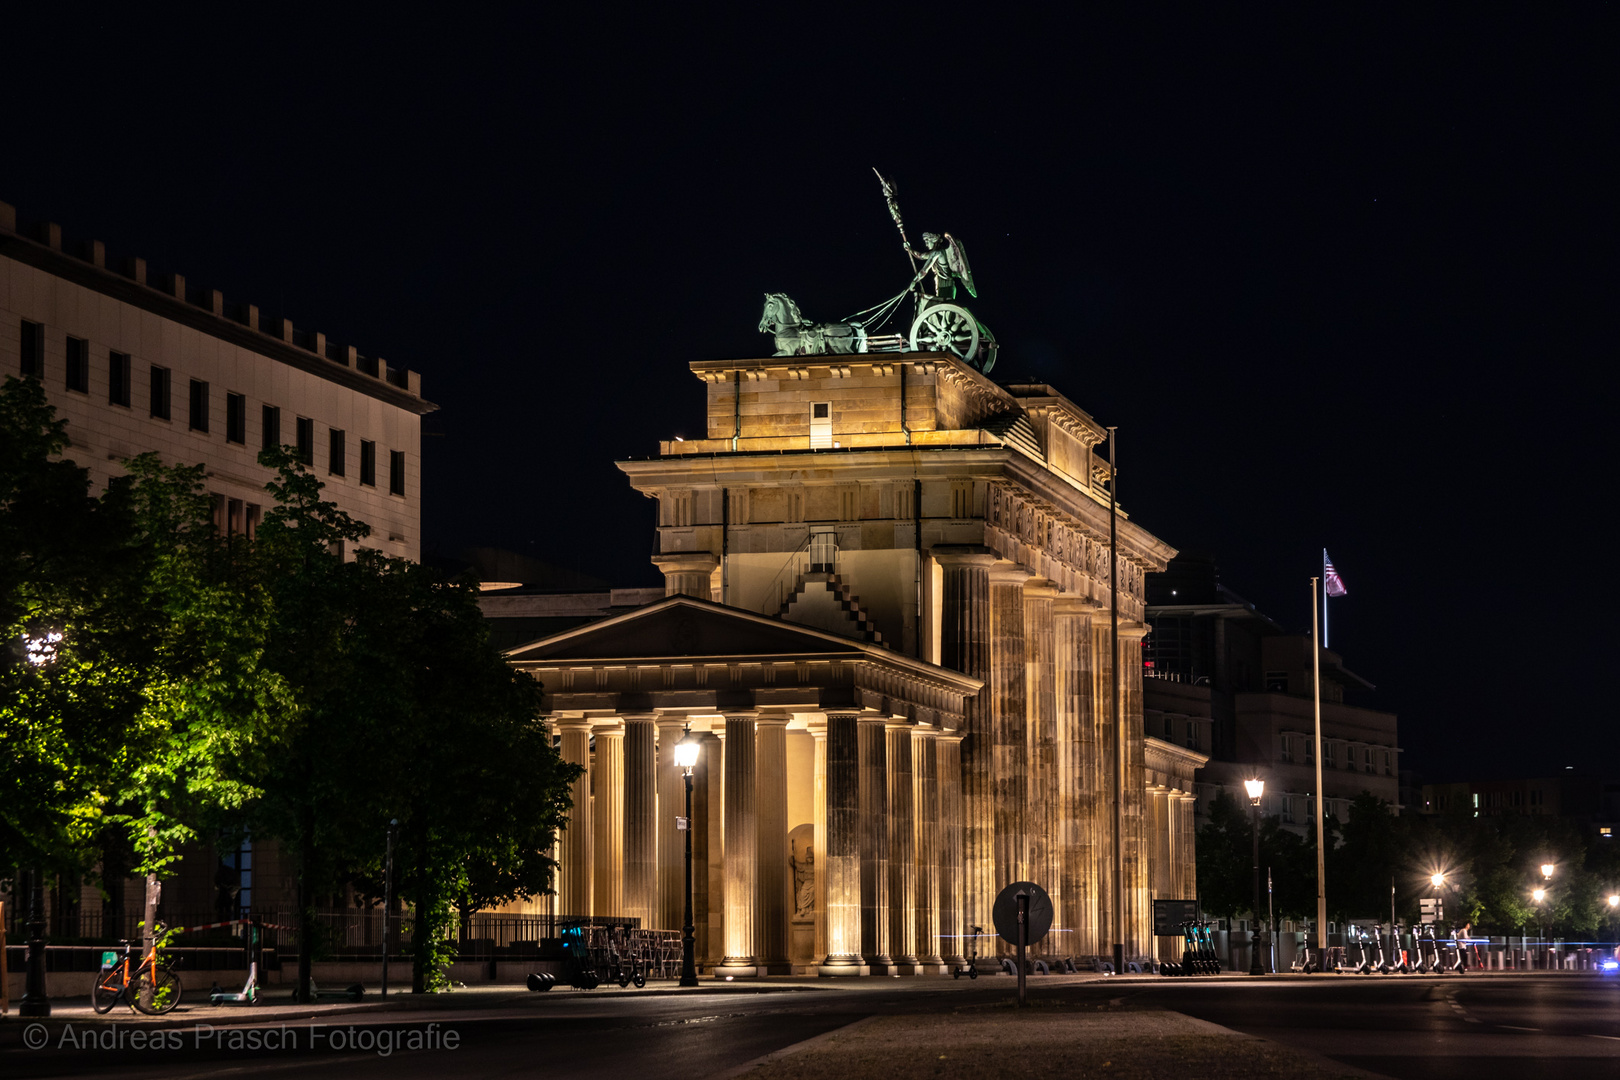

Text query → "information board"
[1153,899,1201,935]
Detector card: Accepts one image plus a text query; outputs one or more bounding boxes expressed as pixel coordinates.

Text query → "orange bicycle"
[92,937,183,1015]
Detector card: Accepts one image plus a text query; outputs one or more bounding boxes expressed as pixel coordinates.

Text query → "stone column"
[913,725,944,970]
[624,718,657,929]
[755,713,791,973]
[1093,621,1116,963]
[989,562,1031,924]
[1023,579,1057,956]
[887,721,918,972]
[592,721,625,918]
[1054,598,1098,961]
[556,718,593,918]
[717,714,758,977]
[698,731,723,971]
[808,720,829,968]
[938,732,966,967]
[656,717,689,932]
[819,713,863,975]
[932,548,995,949]
[651,552,719,600]
[858,716,892,973]
[1122,626,1151,960]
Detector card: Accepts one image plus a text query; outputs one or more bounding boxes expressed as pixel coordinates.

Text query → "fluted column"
[989,562,1031,931]
[887,721,918,972]
[1093,621,1116,963]
[1024,579,1057,956]
[1122,626,1150,960]
[913,725,943,969]
[1054,597,1098,960]
[624,718,657,928]
[938,732,966,966]
[755,713,791,972]
[656,718,688,932]
[858,716,891,972]
[717,714,758,977]
[556,718,593,918]
[592,721,625,918]
[933,548,995,950]
[809,720,829,968]
[698,731,723,970]
[819,713,863,975]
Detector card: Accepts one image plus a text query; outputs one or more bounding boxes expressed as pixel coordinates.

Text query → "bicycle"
[93,937,184,1015]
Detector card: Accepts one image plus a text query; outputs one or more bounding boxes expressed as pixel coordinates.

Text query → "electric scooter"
[952,925,982,979]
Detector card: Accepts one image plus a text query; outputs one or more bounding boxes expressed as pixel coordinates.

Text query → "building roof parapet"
[0,199,436,416]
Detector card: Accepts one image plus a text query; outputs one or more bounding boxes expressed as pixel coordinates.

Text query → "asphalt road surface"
[4,974,1619,1079]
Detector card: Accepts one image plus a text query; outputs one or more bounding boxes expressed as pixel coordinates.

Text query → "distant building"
[1143,554,1400,834]
[1420,773,1605,821]
[0,201,434,560]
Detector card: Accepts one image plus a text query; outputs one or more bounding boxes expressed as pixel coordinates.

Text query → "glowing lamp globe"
[1431,873,1445,888]
[673,730,702,772]
[1533,888,1546,903]
[1243,778,1265,804]
[1541,863,1556,879]
[1609,895,1619,908]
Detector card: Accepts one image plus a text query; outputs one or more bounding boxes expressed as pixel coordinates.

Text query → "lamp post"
[673,728,702,987]
[1244,779,1266,974]
[20,630,63,1018]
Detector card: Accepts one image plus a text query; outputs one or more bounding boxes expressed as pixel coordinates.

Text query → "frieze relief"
[985,482,1147,615]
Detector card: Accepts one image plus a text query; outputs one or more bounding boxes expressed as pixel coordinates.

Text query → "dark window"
[149,366,171,419]
[262,405,280,451]
[109,352,131,406]
[189,379,209,432]
[328,429,345,476]
[226,393,246,444]
[65,337,89,393]
[20,320,43,378]
[295,417,314,465]
[360,439,376,486]
[1264,671,1289,693]
[389,450,405,496]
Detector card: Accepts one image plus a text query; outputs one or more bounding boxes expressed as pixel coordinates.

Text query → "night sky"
[4,9,1611,782]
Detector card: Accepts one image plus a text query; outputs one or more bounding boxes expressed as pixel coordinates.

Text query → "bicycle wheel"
[133,966,183,1015]
[92,973,124,1014]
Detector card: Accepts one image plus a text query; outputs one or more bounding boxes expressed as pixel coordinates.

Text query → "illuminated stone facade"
[511,353,1204,971]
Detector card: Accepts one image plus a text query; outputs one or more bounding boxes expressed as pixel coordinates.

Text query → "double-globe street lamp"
[20,630,63,1018]
[1243,778,1266,975]
[672,728,703,987]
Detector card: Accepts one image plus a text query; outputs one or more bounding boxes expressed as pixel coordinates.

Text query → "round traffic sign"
[992,881,1053,946]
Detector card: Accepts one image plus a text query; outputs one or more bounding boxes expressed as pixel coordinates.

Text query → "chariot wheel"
[909,303,980,362]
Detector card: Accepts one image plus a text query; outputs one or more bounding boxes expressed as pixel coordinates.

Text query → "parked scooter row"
[1160,920,1222,976]
[1293,922,1473,974]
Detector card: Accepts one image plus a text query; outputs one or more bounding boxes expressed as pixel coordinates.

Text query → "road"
[3,973,1618,1079]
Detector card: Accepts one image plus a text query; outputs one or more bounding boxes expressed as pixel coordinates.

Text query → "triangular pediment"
[505,594,871,664]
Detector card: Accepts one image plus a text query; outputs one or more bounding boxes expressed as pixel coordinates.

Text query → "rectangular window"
[1382,751,1392,776]
[262,405,281,452]
[295,417,314,465]
[226,393,246,444]
[108,351,131,406]
[1280,736,1293,764]
[1265,671,1289,692]
[328,429,346,476]
[1324,741,1337,767]
[1304,738,1314,764]
[809,401,832,448]
[65,337,89,393]
[189,379,209,432]
[359,440,376,486]
[20,320,44,378]
[149,366,171,420]
[1363,748,1373,771]
[389,450,405,496]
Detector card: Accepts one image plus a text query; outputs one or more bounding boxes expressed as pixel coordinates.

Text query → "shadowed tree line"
[0,376,580,995]
[1198,788,1620,937]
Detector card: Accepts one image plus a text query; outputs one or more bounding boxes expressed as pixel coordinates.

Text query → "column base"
[714,961,761,979]
[818,958,868,977]
[756,961,795,975]
[890,959,920,976]
[911,961,951,976]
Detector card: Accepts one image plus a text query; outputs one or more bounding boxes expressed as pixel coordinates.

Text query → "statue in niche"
[789,836,815,917]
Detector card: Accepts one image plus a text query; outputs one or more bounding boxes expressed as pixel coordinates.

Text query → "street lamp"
[673,728,702,987]
[1608,895,1619,909]
[1541,863,1555,881]
[1431,872,1445,889]
[1244,778,1266,975]
[20,630,63,1018]
[1532,888,1546,904]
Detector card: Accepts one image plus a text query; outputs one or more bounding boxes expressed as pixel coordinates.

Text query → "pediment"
[505,595,868,664]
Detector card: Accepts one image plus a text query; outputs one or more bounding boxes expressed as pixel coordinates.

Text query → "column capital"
[987,560,1032,587]
[755,711,791,729]
[1023,577,1061,598]
[1053,595,1102,616]
[883,717,915,733]
[928,545,997,568]
[554,715,593,731]
[592,719,626,736]
[1118,621,1150,642]
[652,552,719,574]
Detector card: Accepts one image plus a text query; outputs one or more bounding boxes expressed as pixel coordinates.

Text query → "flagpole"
[1310,576,1327,963]
[1322,549,1330,649]
[1108,426,1125,978]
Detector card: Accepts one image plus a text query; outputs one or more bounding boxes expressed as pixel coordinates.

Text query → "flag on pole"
[1324,553,1347,597]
